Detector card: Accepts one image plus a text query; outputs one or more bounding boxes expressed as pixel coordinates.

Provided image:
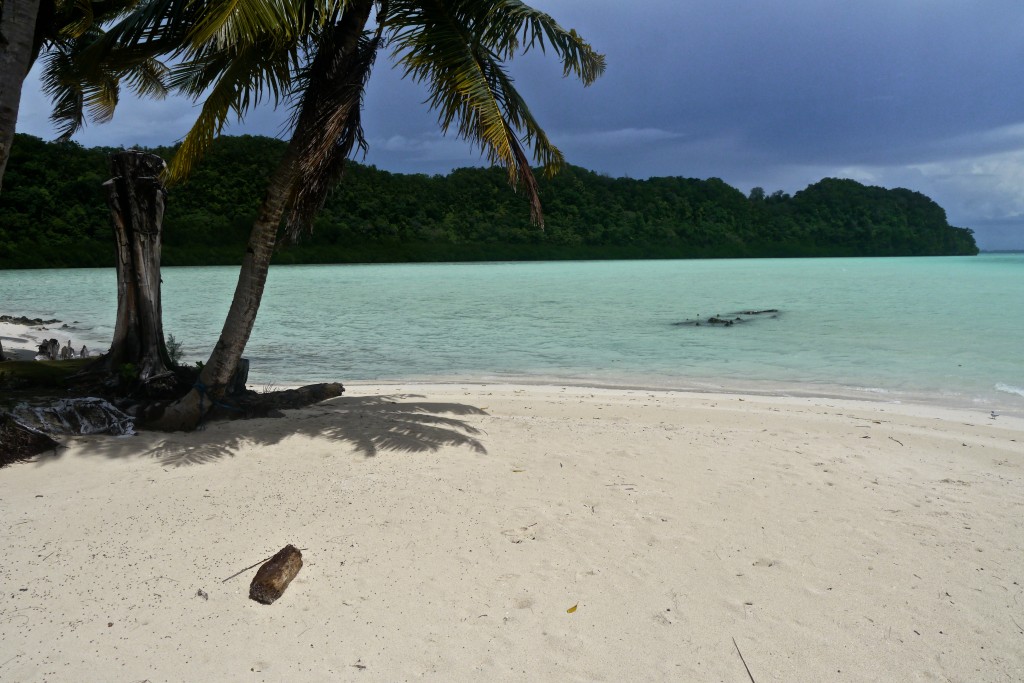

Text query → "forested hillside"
[0,134,978,268]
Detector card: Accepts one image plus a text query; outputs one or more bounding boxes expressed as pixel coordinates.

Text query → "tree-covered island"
[0,133,977,270]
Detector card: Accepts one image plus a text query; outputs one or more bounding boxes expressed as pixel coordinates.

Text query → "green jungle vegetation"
[0,133,978,269]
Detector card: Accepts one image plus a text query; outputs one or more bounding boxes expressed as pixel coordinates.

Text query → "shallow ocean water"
[2,254,1022,415]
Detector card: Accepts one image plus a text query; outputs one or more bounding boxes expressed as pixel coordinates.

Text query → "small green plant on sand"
[165,334,184,366]
[119,363,138,383]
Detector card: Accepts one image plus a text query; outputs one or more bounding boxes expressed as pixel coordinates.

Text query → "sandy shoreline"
[0,319,97,361]
[5,314,1022,418]
[0,320,50,361]
[1,383,1022,681]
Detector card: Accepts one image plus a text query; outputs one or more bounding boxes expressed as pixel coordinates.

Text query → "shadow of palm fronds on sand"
[67,394,489,467]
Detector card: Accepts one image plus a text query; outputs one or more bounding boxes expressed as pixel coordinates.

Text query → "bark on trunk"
[0,0,43,193]
[147,144,298,430]
[100,150,173,385]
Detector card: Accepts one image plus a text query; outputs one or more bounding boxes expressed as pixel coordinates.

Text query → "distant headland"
[0,133,977,269]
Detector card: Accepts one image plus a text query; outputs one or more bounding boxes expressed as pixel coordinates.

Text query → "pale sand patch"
[1,384,1022,681]
[0,321,52,361]
[0,320,96,361]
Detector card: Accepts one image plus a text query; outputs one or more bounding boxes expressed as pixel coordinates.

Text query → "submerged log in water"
[673,314,745,327]
[673,309,781,327]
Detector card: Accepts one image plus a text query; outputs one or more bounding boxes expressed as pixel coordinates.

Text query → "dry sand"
[1,383,1023,682]
[0,320,50,361]
[0,320,95,361]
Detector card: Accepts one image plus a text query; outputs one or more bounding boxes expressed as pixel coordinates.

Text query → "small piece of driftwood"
[732,636,757,682]
[249,545,303,605]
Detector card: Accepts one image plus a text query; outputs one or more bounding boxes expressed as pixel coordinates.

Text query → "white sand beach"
[0,319,95,361]
[0,320,50,361]
[2,383,1023,681]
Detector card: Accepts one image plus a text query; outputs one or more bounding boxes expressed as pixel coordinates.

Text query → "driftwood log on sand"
[249,545,303,605]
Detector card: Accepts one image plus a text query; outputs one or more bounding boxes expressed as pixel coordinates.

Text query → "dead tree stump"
[249,545,303,604]
[100,151,174,385]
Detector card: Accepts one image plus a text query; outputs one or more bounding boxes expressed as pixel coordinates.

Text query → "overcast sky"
[16,0,1024,249]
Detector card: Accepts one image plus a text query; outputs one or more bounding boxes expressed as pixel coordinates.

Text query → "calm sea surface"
[2,255,1022,415]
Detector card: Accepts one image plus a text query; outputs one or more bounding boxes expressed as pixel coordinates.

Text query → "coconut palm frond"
[284,16,381,238]
[387,0,553,223]
[45,50,121,133]
[48,0,602,215]
[65,0,200,100]
[97,0,198,49]
[480,53,563,176]
[165,43,295,184]
[472,0,605,83]
[91,0,327,185]
[40,47,88,140]
[60,0,97,39]
[42,18,173,141]
[82,73,122,124]
[120,56,171,98]
[184,0,323,51]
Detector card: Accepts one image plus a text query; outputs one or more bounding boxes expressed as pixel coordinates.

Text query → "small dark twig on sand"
[732,637,757,683]
[888,437,904,447]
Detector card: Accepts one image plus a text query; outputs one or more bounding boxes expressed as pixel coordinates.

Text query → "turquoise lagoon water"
[1,254,1022,415]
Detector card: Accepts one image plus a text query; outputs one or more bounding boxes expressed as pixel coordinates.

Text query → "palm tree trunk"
[147,142,299,430]
[147,0,375,431]
[0,0,43,192]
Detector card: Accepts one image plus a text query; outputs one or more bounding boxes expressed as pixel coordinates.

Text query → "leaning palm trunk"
[135,0,603,431]
[147,143,298,430]
[149,3,375,431]
[0,0,43,192]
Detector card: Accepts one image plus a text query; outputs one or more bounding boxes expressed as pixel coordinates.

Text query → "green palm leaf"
[165,41,296,183]
[42,24,171,140]
[284,4,381,237]
[185,0,322,51]
[386,0,604,224]
[55,0,604,227]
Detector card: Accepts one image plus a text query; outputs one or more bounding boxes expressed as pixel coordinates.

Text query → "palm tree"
[79,0,604,429]
[0,0,168,192]
[1,2,174,390]
[0,0,43,191]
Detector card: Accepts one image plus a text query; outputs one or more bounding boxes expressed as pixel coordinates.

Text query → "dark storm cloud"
[15,0,1024,247]
[562,0,1023,160]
